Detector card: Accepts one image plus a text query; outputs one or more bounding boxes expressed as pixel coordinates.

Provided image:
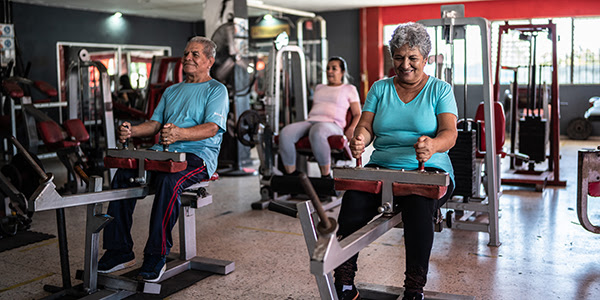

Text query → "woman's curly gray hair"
[388,22,431,58]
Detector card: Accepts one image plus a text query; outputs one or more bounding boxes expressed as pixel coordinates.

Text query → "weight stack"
[518,116,547,163]
[448,129,477,200]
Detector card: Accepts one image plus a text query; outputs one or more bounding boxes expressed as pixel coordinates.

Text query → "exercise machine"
[66,48,116,156]
[419,4,501,246]
[3,136,233,299]
[1,74,65,157]
[297,163,473,299]
[577,146,600,234]
[494,21,566,190]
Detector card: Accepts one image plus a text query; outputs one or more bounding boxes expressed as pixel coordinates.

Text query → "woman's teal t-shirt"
[363,76,458,182]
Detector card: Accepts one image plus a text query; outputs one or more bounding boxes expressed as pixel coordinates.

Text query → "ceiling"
[12,0,476,22]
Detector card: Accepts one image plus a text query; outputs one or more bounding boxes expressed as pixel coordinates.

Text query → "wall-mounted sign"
[251,16,290,39]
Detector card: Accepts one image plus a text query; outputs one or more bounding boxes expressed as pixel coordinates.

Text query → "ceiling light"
[262,14,273,21]
[113,12,123,18]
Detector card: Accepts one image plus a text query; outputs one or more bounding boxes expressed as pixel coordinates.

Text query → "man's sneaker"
[137,254,167,282]
[97,250,135,274]
[335,284,361,300]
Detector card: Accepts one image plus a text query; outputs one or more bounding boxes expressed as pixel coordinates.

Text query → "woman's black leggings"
[333,167,454,294]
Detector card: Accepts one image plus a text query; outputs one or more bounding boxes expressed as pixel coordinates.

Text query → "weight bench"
[296,165,472,299]
[36,119,90,194]
[24,147,233,299]
[102,150,234,288]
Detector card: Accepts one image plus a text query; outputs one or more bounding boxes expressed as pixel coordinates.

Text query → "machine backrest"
[146,81,175,119]
[474,101,506,154]
[157,58,183,83]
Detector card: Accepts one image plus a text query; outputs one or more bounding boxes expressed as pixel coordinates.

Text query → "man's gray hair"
[388,22,431,58]
[187,36,217,59]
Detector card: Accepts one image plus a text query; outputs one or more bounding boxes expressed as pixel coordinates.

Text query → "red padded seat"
[34,80,58,97]
[144,159,188,173]
[276,109,354,161]
[103,157,188,173]
[63,119,90,142]
[589,182,600,197]
[37,121,79,150]
[334,178,382,194]
[2,80,24,98]
[104,157,138,169]
[392,182,447,199]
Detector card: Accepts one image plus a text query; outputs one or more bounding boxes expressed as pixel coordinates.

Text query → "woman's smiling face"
[392,43,427,85]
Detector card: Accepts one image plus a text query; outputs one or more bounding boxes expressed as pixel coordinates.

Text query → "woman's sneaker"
[335,284,361,300]
[97,250,135,273]
[138,254,167,282]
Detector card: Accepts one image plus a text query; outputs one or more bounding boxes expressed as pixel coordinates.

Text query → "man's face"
[182,42,214,77]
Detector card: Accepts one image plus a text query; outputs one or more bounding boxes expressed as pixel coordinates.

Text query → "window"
[572,18,600,84]
[491,17,600,85]
[385,16,600,85]
[129,62,150,89]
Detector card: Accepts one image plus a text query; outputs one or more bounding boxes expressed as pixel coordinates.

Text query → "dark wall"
[319,9,360,90]
[249,9,360,91]
[9,2,198,88]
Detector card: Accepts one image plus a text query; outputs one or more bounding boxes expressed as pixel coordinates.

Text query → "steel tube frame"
[419,16,501,246]
[577,148,600,233]
[273,45,308,135]
[299,167,449,299]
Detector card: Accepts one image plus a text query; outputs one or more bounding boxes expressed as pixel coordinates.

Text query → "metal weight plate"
[567,117,592,140]
[236,110,262,147]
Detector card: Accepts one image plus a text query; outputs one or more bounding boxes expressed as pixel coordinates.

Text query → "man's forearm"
[175,122,220,142]
[132,120,161,138]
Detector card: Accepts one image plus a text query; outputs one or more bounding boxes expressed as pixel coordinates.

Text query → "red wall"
[360,0,600,97]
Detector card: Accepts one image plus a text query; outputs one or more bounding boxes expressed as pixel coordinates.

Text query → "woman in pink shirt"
[278,57,361,177]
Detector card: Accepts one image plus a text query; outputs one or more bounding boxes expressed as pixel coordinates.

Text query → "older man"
[98,36,229,282]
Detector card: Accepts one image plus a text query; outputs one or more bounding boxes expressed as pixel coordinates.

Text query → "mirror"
[56,42,171,103]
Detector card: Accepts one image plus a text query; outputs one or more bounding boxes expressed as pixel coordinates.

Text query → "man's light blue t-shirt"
[150,79,229,176]
[363,76,458,183]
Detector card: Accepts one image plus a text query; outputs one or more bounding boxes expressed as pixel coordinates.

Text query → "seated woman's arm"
[414,112,458,162]
[344,101,362,140]
[349,111,375,158]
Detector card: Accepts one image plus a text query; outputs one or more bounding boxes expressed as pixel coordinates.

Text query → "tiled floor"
[1,137,600,299]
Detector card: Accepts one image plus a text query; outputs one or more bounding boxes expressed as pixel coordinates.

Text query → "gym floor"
[1,137,600,300]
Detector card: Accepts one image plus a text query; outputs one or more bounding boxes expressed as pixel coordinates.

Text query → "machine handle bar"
[10,136,48,181]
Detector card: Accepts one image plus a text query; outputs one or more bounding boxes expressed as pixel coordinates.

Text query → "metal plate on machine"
[333,167,449,186]
[106,148,186,162]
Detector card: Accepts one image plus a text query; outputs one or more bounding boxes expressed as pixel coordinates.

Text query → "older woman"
[279,56,361,178]
[333,23,458,300]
